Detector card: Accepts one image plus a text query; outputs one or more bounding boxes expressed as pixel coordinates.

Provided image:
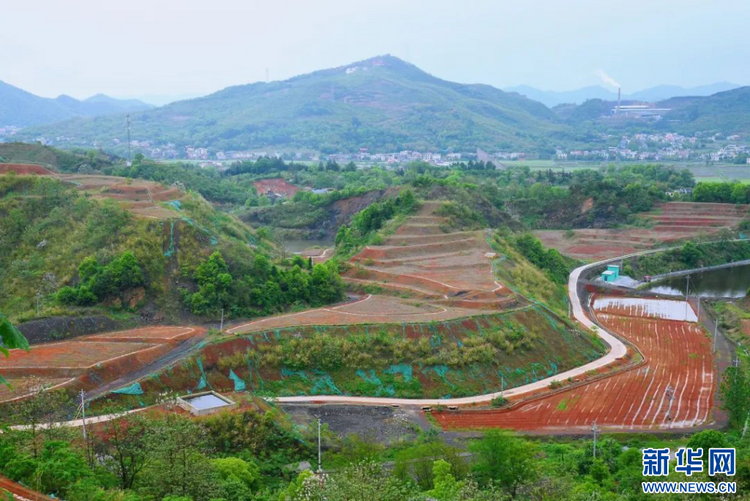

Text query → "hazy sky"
[3,0,749,101]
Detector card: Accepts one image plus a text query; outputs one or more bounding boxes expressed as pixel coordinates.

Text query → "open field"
[518,161,750,181]
[433,293,714,431]
[0,326,205,401]
[535,202,748,260]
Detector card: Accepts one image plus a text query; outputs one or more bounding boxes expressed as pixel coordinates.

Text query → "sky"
[2,0,749,103]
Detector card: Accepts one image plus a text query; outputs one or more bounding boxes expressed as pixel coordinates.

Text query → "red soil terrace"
[253,178,300,198]
[229,202,517,335]
[535,202,748,261]
[0,163,55,175]
[0,326,205,402]
[433,294,714,432]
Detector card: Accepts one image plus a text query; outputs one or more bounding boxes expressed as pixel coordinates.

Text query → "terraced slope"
[535,202,748,261]
[0,326,206,403]
[434,294,714,431]
[1,163,183,219]
[85,201,603,403]
[230,202,517,333]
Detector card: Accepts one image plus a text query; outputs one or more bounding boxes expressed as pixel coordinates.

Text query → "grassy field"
[506,160,750,181]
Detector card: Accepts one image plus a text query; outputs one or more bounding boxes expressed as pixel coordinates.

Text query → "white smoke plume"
[596,69,620,89]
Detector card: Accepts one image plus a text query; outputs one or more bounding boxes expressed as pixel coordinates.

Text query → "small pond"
[183,393,232,411]
[645,263,750,298]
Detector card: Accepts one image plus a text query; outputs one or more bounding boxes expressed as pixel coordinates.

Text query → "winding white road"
[267,258,628,406]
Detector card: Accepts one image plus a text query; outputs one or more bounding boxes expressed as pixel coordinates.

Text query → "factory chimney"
[616,87,621,115]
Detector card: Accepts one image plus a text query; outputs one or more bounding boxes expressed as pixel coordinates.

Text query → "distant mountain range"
[16,55,567,153]
[506,82,742,107]
[0,81,153,127]
[10,58,750,153]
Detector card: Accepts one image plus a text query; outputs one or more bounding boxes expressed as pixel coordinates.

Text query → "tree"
[720,365,750,430]
[469,430,539,496]
[394,441,467,490]
[189,252,234,316]
[680,241,703,268]
[427,460,464,501]
[293,461,416,501]
[95,412,151,489]
[36,441,90,496]
[10,384,72,460]
[0,313,29,386]
[212,456,260,500]
[688,430,730,470]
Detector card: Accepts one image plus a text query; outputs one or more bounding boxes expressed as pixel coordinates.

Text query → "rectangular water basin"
[177,391,236,416]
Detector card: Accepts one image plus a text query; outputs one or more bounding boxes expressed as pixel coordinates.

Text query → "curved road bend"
[269,257,630,406]
[24,242,728,430]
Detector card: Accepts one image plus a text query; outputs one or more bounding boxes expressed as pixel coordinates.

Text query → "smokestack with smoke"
[596,69,621,89]
[617,87,621,114]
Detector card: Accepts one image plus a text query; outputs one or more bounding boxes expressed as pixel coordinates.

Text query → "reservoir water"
[645,263,750,298]
[183,393,232,411]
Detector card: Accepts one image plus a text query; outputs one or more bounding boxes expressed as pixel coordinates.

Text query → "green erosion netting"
[164,221,176,257]
[228,369,246,391]
[127,308,606,401]
[112,381,144,395]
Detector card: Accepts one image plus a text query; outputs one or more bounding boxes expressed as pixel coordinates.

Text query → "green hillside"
[17,55,566,153]
[0,174,344,323]
[657,86,750,132]
[0,142,117,171]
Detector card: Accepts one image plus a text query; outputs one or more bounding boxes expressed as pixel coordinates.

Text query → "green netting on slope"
[196,358,210,391]
[246,359,265,390]
[166,200,182,210]
[422,365,455,389]
[281,367,309,380]
[164,221,176,257]
[112,381,144,395]
[310,372,341,395]
[356,369,382,386]
[228,369,246,391]
[385,364,413,382]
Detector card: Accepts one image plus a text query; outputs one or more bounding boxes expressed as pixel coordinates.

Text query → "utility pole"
[743,415,749,439]
[80,389,88,442]
[220,308,224,333]
[501,375,505,400]
[317,418,322,473]
[684,275,691,321]
[126,114,132,163]
[665,385,675,426]
[591,421,599,459]
[697,297,701,321]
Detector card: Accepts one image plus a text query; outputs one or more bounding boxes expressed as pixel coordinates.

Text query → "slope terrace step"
[384,231,479,246]
[357,237,479,260]
[342,277,443,299]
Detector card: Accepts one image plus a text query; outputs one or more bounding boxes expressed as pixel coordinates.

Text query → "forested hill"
[656,86,750,132]
[17,55,568,154]
[0,80,152,127]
